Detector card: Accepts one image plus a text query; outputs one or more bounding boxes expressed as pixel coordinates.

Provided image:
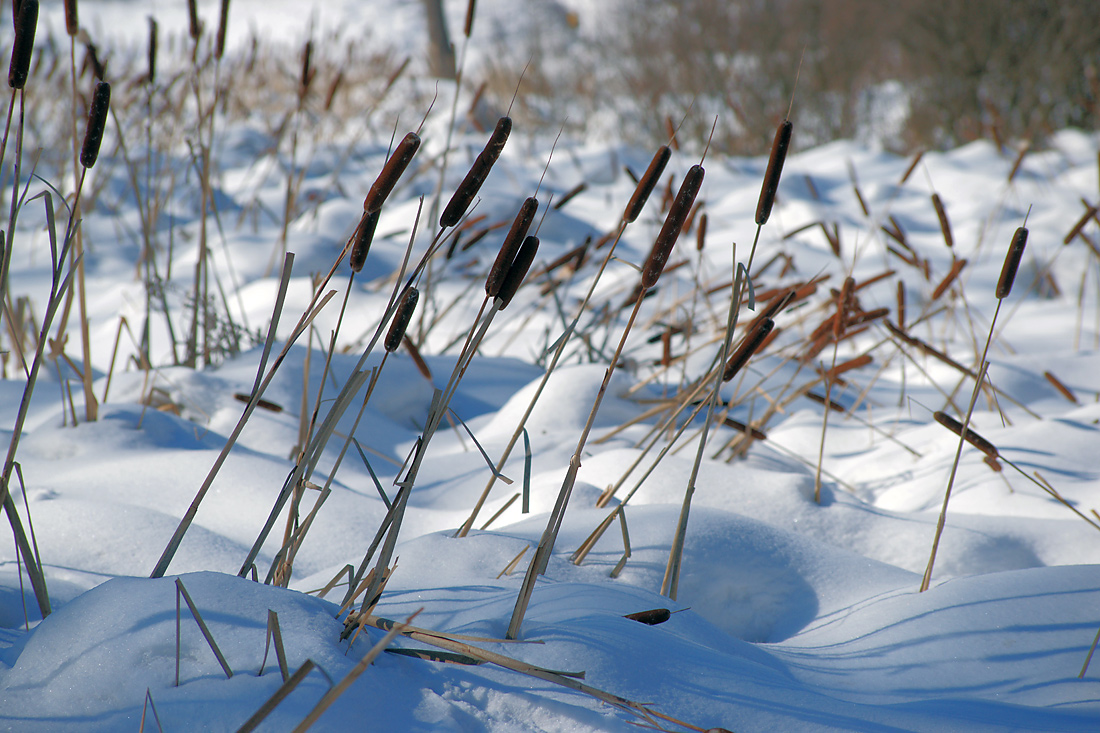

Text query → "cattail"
[996,226,1027,299]
[299,39,314,99]
[63,0,78,37]
[755,119,792,226]
[384,288,419,352]
[931,258,967,301]
[642,164,704,289]
[723,318,773,381]
[349,210,379,272]
[463,0,477,37]
[833,276,855,339]
[495,235,539,309]
[215,0,231,60]
[825,354,872,381]
[624,608,670,625]
[486,196,537,297]
[1063,204,1097,245]
[80,81,111,169]
[554,181,587,209]
[8,0,38,91]
[623,145,671,223]
[187,0,201,40]
[896,281,906,330]
[696,212,707,251]
[849,306,889,327]
[441,116,511,228]
[933,411,998,459]
[806,391,846,413]
[146,17,158,84]
[900,149,924,185]
[723,418,768,441]
[363,132,421,214]
[931,193,953,249]
[1044,370,1078,404]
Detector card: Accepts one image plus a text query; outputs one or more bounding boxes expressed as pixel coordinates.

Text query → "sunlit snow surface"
[2,1,1100,730]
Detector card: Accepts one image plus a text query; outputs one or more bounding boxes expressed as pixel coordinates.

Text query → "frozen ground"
[2,1,1100,731]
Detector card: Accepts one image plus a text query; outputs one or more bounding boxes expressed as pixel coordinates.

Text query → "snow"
[2,1,1100,731]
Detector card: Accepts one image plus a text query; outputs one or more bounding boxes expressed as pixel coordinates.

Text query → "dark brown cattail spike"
[349,210,380,273]
[63,0,78,37]
[696,212,707,251]
[756,119,793,226]
[384,288,420,352]
[486,196,537,297]
[80,81,111,169]
[996,226,1028,299]
[642,164,704,289]
[187,0,201,40]
[147,17,158,84]
[723,318,774,382]
[363,132,421,214]
[624,145,671,223]
[215,0,231,60]
[299,40,314,99]
[8,0,38,91]
[463,0,477,37]
[624,608,671,625]
[931,193,954,249]
[495,235,539,309]
[833,276,855,339]
[933,411,999,459]
[440,116,511,228]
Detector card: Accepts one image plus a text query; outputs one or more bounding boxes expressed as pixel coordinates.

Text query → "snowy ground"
[2,1,1100,731]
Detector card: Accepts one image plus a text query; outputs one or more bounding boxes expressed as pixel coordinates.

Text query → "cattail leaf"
[755,119,793,226]
[447,408,513,485]
[521,427,531,514]
[738,262,754,311]
[996,226,1028,299]
[80,81,111,169]
[8,0,38,90]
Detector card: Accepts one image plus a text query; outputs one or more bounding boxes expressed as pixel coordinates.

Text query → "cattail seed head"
[933,411,999,459]
[696,212,707,251]
[642,164,704,289]
[80,81,111,169]
[624,608,670,625]
[364,132,421,214]
[496,235,539,309]
[440,116,511,228]
[463,0,477,37]
[723,317,774,382]
[187,0,202,40]
[146,17,158,84]
[996,226,1028,299]
[349,210,379,272]
[755,119,792,226]
[8,0,38,90]
[215,0,231,60]
[299,39,314,99]
[623,145,670,223]
[833,276,855,339]
[931,193,953,248]
[486,196,537,297]
[63,0,78,37]
[384,287,419,352]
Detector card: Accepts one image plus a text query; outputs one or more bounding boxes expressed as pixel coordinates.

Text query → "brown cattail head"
[187,0,202,40]
[496,235,539,309]
[723,317,774,381]
[349,210,380,273]
[933,411,998,459]
[996,226,1028,299]
[931,193,953,248]
[486,196,537,297]
[384,287,419,352]
[80,81,111,169]
[624,145,671,223]
[696,212,708,251]
[755,119,793,226]
[63,0,78,36]
[642,164,704,289]
[833,276,855,339]
[624,608,671,625]
[146,16,158,84]
[299,39,314,99]
[363,132,421,214]
[463,0,477,37]
[896,280,906,330]
[440,116,511,228]
[215,0,231,60]
[8,0,38,90]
